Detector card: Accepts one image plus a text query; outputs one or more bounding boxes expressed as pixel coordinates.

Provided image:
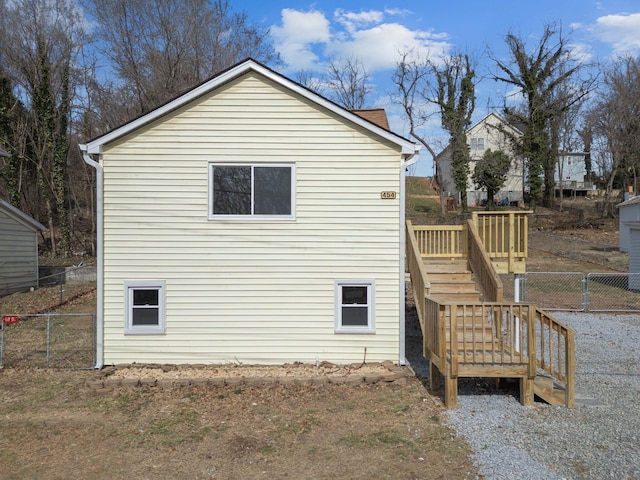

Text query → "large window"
[209,163,294,219]
[124,281,166,334]
[334,280,375,334]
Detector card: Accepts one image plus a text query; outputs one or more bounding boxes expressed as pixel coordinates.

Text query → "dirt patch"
[0,368,477,479]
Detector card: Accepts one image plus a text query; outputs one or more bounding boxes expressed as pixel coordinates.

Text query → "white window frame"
[208,163,295,220]
[470,137,485,152]
[334,280,375,334]
[124,281,166,334]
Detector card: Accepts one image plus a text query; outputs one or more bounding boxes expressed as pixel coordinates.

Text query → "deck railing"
[466,220,504,302]
[536,310,576,407]
[471,211,531,273]
[406,220,430,330]
[411,224,466,258]
[426,300,536,375]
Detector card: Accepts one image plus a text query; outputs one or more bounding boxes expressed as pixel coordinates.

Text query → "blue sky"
[232,1,640,176]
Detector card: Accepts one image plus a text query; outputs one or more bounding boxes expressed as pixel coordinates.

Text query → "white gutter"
[79,144,104,369]
[399,148,420,365]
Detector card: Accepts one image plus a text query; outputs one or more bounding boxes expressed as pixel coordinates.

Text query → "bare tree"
[86,0,280,118]
[0,0,88,255]
[493,23,594,208]
[391,52,440,174]
[587,56,640,216]
[294,69,326,97]
[434,53,476,209]
[325,57,373,109]
[392,51,476,210]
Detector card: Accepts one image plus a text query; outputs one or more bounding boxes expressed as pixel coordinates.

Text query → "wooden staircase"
[406,218,575,409]
[422,257,574,408]
[533,375,570,406]
[424,259,481,303]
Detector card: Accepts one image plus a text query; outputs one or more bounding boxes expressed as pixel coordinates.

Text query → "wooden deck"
[407,216,576,409]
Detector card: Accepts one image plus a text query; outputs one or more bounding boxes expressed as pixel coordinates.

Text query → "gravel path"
[405,311,640,480]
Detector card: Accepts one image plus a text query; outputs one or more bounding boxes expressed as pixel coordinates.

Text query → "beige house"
[437,113,523,207]
[80,59,420,367]
[0,198,46,296]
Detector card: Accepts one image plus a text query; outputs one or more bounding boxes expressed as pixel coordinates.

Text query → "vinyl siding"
[0,210,39,295]
[101,72,404,365]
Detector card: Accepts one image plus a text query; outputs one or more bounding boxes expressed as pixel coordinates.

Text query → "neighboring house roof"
[473,111,523,137]
[435,112,522,160]
[83,59,419,156]
[350,108,390,130]
[0,198,46,232]
[617,196,640,208]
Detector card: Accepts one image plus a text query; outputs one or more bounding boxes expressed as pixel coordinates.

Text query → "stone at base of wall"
[87,361,414,390]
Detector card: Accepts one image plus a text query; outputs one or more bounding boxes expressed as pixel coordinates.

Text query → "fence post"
[0,320,4,367]
[46,313,51,368]
[583,276,589,312]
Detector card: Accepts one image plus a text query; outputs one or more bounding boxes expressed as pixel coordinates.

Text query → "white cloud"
[326,23,451,72]
[591,12,640,55]
[568,42,593,63]
[270,9,331,70]
[271,8,451,73]
[334,9,384,33]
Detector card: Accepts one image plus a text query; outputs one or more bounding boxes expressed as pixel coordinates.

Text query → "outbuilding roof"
[0,198,46,232]
[617,196,640,208]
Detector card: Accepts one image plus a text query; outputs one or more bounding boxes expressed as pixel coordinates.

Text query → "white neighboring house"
[554,152,595,195]
[0,198,46,296]
[437,113,524,207]
[80,59,420,368]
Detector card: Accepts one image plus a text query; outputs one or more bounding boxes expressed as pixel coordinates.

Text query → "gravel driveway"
[405,310,640,480]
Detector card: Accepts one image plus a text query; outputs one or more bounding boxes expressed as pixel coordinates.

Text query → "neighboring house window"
[209,163,294,219]
[334,280,375,333]
[124,281,166,334]
[470,137,485,152]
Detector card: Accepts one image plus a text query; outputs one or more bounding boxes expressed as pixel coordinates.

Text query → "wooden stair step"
[430,293,482,302]
[428,272,473,281]
[430,281,477,292]
[425,265,470,275]
[533,376,567,406]
[446,334,498,344]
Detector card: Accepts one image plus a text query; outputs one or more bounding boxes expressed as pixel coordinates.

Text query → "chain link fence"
[499,272,640,312]
[0,313,96,369]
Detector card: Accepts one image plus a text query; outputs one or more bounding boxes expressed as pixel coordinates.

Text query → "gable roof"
[83,59,419,157]
[467,112,523,137]
[0,198,46,232]
[435,112,522,160]
[617,195,640,208]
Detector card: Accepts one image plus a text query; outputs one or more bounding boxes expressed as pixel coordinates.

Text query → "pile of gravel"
[406,312,640,480]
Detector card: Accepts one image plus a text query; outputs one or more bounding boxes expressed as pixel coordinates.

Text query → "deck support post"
[444,375,458,408]
[520,376,534,406]
[429,362,440,393]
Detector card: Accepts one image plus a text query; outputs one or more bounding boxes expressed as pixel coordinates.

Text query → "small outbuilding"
[0,198,46,296]
[617,195,640,253]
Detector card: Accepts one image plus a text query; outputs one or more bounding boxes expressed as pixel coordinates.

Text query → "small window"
[209,163,294,219]
[470,137,485,152]
[124,281,166,334]
[335,280,375,333]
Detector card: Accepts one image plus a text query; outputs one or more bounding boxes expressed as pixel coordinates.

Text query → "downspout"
[399,148,420,365]
[79,144,104,369]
